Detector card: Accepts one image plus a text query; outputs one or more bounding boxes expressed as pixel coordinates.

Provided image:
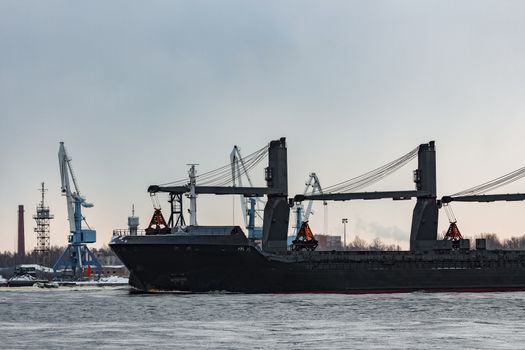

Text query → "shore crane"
[53,142,101,280]
[294,173,325,234]
[231,145,264,239]
[291,173,325,251]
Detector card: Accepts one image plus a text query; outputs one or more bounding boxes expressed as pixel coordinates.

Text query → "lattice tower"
[33,182,54,265]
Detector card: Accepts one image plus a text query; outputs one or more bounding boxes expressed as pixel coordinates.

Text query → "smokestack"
[18,205,25,256]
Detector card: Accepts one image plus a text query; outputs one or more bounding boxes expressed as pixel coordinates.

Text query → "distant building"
[102,265,129,277]
[316,234,342,251]
[95,251,123,266]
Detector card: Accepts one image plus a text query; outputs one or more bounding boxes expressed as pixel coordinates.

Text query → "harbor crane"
[294,172,325,234]
[231,145,264,239]
[53,142,101,280]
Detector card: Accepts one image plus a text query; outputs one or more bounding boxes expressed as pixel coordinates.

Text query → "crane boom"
[59,142,94,233]
[148,185,280,196]
[59,142,77,234]
[441,193,525,203]
[230,145,264,239]
[303,173,324,223]
[294,172,325,234]
[231,146,249,229]
[295,190,429,202]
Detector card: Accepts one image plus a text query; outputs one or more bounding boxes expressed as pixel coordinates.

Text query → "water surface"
[1,287,524,349]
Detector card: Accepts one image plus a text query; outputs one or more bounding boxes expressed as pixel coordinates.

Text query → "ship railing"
[112,229,147,237]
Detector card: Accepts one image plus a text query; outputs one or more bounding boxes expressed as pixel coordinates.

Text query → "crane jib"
[147,185,282,197]
[442,193,525,203]
[295,190,431,202]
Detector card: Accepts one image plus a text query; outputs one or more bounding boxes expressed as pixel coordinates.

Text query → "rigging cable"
[451,165,525,196]
[323,146,419,193]
[158,143,269,187]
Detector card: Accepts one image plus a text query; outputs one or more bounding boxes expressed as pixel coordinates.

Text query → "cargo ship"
[110,138,525,293]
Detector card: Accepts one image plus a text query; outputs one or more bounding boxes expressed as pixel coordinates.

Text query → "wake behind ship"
[110,138,525,293]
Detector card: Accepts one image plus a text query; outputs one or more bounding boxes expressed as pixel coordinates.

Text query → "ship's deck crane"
[441,163,525,204]
[440,164,525,242]
[145,193,170,235]
[291,221,318,251]
[294,142,437,251]
[53,142,101,280]
[147,143,273,235]
[442,203,462,243]
[149,138,290,253]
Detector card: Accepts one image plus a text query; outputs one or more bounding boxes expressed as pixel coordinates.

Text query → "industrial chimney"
[18,205,25,256]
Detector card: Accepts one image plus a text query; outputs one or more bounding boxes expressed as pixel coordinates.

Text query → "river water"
[0,287,524,349]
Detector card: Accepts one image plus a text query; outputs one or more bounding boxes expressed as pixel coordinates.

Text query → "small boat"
[7,265,51,287]
[7,274,48,287]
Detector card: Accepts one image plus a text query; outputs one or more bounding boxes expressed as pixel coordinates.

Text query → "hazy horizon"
[2,1,525,254]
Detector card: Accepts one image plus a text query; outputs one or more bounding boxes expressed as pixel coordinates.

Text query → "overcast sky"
[2,1,525,253]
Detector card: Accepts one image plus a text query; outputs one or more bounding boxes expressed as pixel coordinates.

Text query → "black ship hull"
[110,230,525,294]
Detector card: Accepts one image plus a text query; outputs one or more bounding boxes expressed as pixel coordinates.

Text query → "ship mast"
[187,164,198,226]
